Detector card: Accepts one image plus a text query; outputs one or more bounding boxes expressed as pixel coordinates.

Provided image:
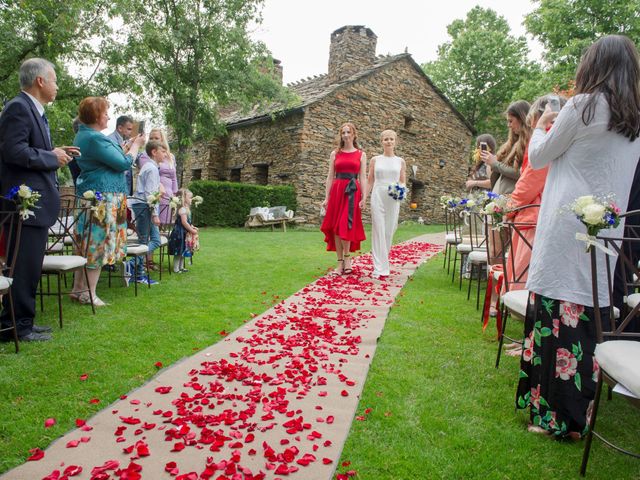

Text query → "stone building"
[187,25,474,224]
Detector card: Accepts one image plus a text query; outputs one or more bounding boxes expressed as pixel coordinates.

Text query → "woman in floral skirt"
[516,35,640,438]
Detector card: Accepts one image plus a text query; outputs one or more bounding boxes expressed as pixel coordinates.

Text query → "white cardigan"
[526,93,640,307]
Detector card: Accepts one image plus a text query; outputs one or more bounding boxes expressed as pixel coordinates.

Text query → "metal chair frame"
[0,201,23,352]
[580,210,640,476]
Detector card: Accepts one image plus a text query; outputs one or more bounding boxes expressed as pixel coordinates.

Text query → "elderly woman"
[70,97,145,306]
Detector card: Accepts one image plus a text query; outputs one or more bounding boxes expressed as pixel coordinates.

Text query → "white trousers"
[371,186,400,276]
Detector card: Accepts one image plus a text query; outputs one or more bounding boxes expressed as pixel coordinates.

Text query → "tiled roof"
[223,53,474,134]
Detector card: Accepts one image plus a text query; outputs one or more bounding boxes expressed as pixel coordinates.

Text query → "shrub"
[188,180,297,227]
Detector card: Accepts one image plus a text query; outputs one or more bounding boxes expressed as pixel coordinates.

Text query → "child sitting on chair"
[168,188,199,273]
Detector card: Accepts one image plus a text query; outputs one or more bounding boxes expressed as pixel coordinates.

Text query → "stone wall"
[206,113,304,188]
[300,58,473,224]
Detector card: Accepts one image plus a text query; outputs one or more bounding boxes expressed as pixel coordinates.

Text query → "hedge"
[188,180,297,227]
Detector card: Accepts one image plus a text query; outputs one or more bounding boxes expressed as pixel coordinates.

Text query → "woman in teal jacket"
[70,97,145,306]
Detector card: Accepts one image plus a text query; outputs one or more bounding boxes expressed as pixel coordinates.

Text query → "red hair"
[78,97,108,125]
[336,122,360,150]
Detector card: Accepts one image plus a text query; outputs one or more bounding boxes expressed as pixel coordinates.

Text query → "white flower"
[484,201,497,214]
[18,185,32,199]
[573,195,595,215]
[82,190,95,200]
[466,199,475,208]
[20,209,35,220]
[170,196,180,209]
[583,203,606,225]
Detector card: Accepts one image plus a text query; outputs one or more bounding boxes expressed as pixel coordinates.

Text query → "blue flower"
[95,191,104,201]
[487,192,499,199]
[5,186,20,199]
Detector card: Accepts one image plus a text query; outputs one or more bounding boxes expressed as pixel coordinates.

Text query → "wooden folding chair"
[40,195,95,328]
[493,205,539,369]
[0,200,23,352]
[580,210,640,476]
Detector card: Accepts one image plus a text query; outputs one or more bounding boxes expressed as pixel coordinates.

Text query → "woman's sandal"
[335,259,344,275]
[343,254,353,275]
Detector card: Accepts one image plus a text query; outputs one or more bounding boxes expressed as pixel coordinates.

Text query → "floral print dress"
[515,292,607,437]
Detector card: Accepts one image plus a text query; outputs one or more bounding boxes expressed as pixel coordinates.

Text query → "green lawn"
[0,224,637,478]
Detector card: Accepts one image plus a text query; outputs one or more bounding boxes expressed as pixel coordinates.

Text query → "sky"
[107,0,542,132]
[252,0,542,85]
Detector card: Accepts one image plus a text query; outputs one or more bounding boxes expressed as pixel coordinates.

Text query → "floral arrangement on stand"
[387,182,407,201]
[5,184,42,220]
[146,191,161,208]
[82,190,107,222]
[440,194,462,209]
[570,195,620,252]
[169,196,181,210]
[192,195,204,208]
[483,193,510,225]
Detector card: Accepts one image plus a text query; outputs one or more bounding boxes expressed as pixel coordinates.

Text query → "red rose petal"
[44,418,56,428]
[26,448,45,461]
[89,398,100,404]
[63,465,82,476]
[79,373,89,381]
[154,361,163,368]
[66,440,80,448]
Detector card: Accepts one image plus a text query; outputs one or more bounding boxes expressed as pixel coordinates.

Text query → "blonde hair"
[496,100,531,169]
[380,129,397,140]
[176,188,193,215]
[149,128,174,167]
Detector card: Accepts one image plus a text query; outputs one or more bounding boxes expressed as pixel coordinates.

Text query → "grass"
[0,222,437,473]
[338,256,640,479]
[1,223,637,478]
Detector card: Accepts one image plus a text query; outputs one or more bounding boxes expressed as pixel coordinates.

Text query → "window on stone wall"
[255,164,269,185]
[230,168,242,183]
[404,115,414,131]
[191,169,202,180]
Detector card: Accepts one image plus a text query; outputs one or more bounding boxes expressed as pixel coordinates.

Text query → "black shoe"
[19,332,52,342]
[32,324,52,333]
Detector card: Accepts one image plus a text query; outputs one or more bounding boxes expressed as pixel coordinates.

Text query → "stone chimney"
[327,25,377,84]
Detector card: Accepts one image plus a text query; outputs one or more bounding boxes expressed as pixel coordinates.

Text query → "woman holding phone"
[466,134,496,192]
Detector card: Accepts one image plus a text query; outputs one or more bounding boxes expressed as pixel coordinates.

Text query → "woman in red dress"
[320,122,367,274]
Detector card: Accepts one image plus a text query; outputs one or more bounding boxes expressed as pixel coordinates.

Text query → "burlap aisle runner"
[3,239,442,480]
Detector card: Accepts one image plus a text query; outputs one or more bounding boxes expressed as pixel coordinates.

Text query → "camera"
[480,142,488,152]
[548,96,561,113]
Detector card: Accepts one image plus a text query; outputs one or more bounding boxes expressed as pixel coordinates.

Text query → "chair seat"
[468,250,488,263]
[501,289,529,317]
[626,293,640,309]
[160,235,168,246]
[0,275,13,291]
[46,242,64,253]
[446,233,462,245]
[457,243,472,253]
[42,255,87,272]
[127,244,149,255]
[595,340,640,398]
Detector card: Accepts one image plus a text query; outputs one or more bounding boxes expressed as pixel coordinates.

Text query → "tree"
[522,0,640,98]
[0,0,130,145]
[423,6,535,136]
[115,0,291,181]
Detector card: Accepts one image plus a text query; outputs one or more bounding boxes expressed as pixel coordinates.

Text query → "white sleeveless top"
[373,155,402,187]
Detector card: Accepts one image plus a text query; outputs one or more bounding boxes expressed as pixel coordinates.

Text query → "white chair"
[580,212,640,476]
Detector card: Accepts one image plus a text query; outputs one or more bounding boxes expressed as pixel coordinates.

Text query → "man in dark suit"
[0,58,76,342]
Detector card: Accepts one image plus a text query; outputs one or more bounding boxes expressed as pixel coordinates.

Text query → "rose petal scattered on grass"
[44,418,56,428]
[26,448,45,461]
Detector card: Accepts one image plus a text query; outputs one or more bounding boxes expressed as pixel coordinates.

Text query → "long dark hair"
[496,100,531,169]
[575,35,640,141]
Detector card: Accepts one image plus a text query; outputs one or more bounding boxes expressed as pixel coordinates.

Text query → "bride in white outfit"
[367,130,406,279]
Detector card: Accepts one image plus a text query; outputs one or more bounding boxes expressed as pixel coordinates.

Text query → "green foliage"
[520,0,640,98]
[0,0,124,143]
[423,6,536,135]
[114,0,293,177]
[188,180,297,227]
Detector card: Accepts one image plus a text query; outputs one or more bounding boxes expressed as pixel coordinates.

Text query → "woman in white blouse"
[516,35,640,439]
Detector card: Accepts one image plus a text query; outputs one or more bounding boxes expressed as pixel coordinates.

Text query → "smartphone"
[138,120,146,135]
[480,142,488,152]
[548,96,561,113]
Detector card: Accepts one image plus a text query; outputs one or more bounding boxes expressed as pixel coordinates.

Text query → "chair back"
[500,204,540,293]
[0,199,23,283]
[158,203,175,235]
[590,209,640,342]
[48,195,94,257]
[466,211,486,250]
[450,208,465,244]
